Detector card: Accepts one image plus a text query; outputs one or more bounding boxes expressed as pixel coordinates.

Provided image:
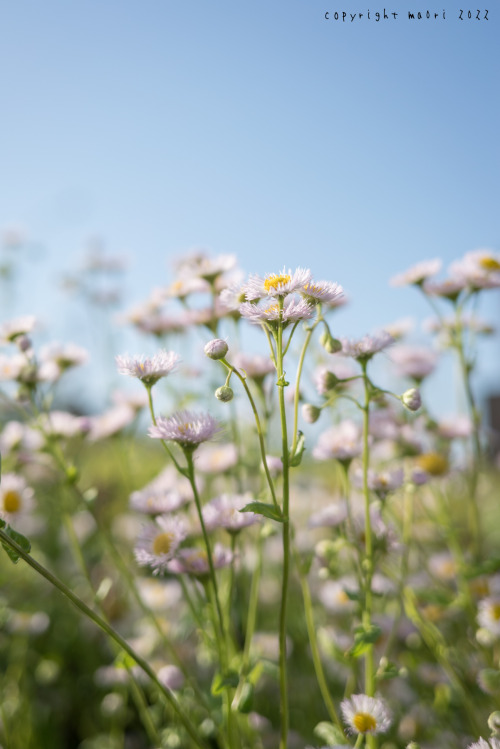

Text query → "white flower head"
[239,296,315,326]
[243,267,312,300]
[390,258,442,287]
[301,279,344,306]
[130,484,189,515]
[468,739,500,749]
[0,315,36,343]
[340,332,394,361]
[168,543,233,577]
[390,345,438,381]
[313,420,363,462]
[202,494,261,533]
[149,410,221,449]
[477,596,500,639]
[341,693,391,735]
[134,515,187,575]
[116,350,180,387]
[309,501,348,528]
[0,473,35,522]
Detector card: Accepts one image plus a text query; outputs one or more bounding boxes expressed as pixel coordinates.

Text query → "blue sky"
[0,0,499,415]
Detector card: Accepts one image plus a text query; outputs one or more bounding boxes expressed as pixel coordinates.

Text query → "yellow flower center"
[479,256,500,271]
[152,532,175,556]
[263,304,280,317]
[3,489,21,514]
[264,273,291,293]
[353,712,377,733]
[336,590,350,605]
[491,603,500,621]
[417,452,449,476]
[186,550,208,566]
[303,282,321,294]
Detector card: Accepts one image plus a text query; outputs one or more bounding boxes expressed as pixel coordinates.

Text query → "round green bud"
[215,385,234,402]
[401,387,422,412]
[204,338,228,360]
[320,330,342,354]
[301,403,320,424]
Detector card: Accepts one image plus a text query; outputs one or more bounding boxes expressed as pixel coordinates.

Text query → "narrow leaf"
[240,502,285,523]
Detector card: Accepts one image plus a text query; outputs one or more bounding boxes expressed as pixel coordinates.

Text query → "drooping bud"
[301,403,320,424]
[204,339,228,360]
[488,710,500,735]
[401,387,422,412]
[319,329,342,354]
[215,386,234,402]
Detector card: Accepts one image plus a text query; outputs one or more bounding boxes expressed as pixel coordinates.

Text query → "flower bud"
[402,387,422,412]
[301,403,320,424]
[16,335,32,352]
[488,710,500,735]
[204,339,228,360]
[319,330,342,354]
[215,385,233,402]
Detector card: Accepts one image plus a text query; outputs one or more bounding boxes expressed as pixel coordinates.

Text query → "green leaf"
[1,525,31,565]
[346,624,382,658]
[289,431,305,467]
[240,502,285,523]
[314,721,348,745]
[247,660,265,686]
[211,670,239,696]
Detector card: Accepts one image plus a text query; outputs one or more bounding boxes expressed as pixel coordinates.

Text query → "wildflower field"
[1,249,500,749]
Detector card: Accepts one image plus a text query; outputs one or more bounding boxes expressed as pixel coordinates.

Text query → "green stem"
[221,360,279,511]
[360,361,375,749]
[184,452,226,642]
[0,528,208,749]
[291,323,315,457]
[277,304,291,749]
[294,546,345,735]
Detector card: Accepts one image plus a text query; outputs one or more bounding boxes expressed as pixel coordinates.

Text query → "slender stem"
[360,360,375,749]
[184,451,225,642]
[146,384,186,476]
[277,303,291,749]
[291,323,315,456]
[0,528,208,749]
[294,546,345,735]
[221,360,279,511]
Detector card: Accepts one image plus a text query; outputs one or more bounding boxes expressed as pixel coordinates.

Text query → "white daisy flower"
[313,420,363,462]
[309,501,348,528]
[341,693,391,735]
[168,543,233,577]
[477,596,500,638]
[129,484,189,515]
[149,410,220,449]
[232,352,275,381]
[0,315,36,343]
[301,279,344,306]
[116,350,180,387]
[390,258,442,287]
[39,342,89,371]
[423,277,466,300]
[340,332,394,361]
[0,473,35,523]
[87,405,136,441]
[468,739,500,749]
[243,267,312,300]
[134,515,187,575]
[239,296,315,326]
[195,443,238,474]
[202,494,261,533]
[390,345,438,381]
